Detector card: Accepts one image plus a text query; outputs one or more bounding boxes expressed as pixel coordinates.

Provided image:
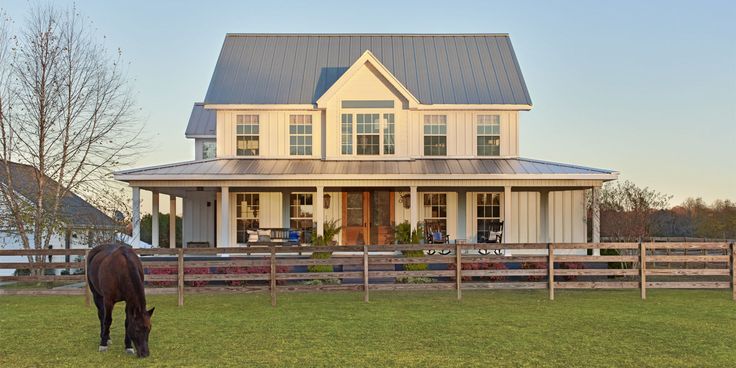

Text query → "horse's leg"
[124,314,134,354]
[99,300,114,352]
[92,292,109,352]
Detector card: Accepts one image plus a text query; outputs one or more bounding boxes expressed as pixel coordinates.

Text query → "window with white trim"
[289,115,312,156]
[341,113,395,156]
[236,115,259,156]
[476,193,501,242]
[423,115,447,156]
[341,114,353,154]
[289,193,313,230]
[423,193,447,235]
[236,193,259,243]
[477,115,500,156]
[202,141,216,160]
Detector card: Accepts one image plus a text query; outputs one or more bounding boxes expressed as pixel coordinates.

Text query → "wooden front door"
[342,191,370,245]
[342,190,395,245]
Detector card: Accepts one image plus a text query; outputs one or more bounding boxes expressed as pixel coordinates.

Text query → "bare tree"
[0,4,142,272]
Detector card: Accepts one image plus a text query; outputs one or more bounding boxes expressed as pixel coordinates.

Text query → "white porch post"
[151,191,159,247]
[131,187,140,245]
[539,190,549,243]
[169,196,177,248]
[220,187,230,247]
[592,186,601,256]
[503,186,512,243]
[410,186,418,231]
[315,186,325,237]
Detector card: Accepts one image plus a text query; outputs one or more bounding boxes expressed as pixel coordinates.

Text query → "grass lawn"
[1,290,735,367]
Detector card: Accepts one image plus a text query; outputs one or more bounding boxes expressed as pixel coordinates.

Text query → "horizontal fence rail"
[0,242,734,305]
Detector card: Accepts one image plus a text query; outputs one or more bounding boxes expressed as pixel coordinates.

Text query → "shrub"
[217,265,289,286]
[185,267,210,287]
[521,262,547,281]
[448,262,507,282]
[402,250,428,271]
[308,220,342,273]
[396,276,434,284]
[559,262,585,281]
[148,267,176,287]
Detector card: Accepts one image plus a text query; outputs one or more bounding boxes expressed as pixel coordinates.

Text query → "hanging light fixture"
[399,193,411,209]
[323,194,331,209]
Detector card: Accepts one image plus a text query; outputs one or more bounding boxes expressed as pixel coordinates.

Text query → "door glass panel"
[346,192,364,227]
[371,191,391,227]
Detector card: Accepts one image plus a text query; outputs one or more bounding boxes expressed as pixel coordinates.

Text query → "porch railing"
[1,242,734,306]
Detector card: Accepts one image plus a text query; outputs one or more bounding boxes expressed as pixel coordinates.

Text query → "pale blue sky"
[4,0,735,205]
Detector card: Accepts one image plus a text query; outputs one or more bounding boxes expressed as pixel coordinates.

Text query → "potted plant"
[307,219,342,273]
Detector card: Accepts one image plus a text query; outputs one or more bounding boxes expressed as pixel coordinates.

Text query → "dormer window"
[477,115,500,156]
[341,112,395,156]
[236,115,259,156]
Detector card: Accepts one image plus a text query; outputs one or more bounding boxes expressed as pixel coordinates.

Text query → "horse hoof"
[125,348,135,355]
[98,346,108,352]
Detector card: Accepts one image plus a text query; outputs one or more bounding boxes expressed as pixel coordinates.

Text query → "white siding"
[182,191,215,247]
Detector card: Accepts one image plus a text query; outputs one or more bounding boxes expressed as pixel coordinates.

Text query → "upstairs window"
[202,141,216,160]
[289,115,312,156]
[236,115,259,156]
[341,114,353,154]
[477,115,500,156]
[423,115,447,156]
[356,113,380,155]
[341,113,395,156]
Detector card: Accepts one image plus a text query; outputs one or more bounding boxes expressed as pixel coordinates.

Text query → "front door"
[342,190,395,245]
[342,191,369,245]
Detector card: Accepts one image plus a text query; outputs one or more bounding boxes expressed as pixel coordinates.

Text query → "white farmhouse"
[115,34,617,250]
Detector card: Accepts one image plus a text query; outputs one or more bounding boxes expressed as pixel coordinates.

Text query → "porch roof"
[114,158,617,181]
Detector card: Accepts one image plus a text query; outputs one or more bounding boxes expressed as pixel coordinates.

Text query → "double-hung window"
[477,115,500,156]
[289,193,313,230]
[202,141,216,160]
[423,115,447,156]
[236,193,259,243]
[341,113,395,156]
[236,115,259,156]
[423,193,447,235]
[289,115,312,156]
[476,193,501,242]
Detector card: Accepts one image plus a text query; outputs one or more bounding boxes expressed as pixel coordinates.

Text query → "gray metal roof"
[115,158,615,180]
[0,161,117,228]
[204,34,532,105]
[185,103,216,138]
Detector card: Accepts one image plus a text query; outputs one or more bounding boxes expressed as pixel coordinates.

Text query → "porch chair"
[477,220,504,255]
[424,221,451,255]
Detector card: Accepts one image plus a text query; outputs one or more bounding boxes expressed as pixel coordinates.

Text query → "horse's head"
[127,307,154,358]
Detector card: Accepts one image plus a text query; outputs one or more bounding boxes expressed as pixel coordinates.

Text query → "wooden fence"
[1,242,734,306]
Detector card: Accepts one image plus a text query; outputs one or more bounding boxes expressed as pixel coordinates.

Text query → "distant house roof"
[115,158,617,181]
[204,34,532,106]
[185,103,216,138]
[0,161,117,228]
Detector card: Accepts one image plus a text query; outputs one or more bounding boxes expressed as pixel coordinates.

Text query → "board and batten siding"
[182,191,216,246]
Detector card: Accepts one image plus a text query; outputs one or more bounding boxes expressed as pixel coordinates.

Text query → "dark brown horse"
[87,244,154,358]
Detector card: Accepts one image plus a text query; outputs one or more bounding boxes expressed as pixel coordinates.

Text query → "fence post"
[363,245,369,303]
[270,246,277,307]
[640,241,647,300]
[548,243,555,301]
[84,249,91,307]
[730,242,735,301]
[455,242,462,301]
[177,248,184,307]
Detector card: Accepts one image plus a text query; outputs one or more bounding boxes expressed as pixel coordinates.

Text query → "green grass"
[1,290,735,367]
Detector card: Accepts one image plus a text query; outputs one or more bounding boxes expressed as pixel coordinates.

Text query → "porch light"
[323,194,331,209]
[399,193,411,209]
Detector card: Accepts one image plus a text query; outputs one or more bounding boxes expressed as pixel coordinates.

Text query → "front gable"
[316,51,419,109]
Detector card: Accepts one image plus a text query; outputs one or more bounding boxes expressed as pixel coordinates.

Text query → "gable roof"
[204,34,532,106]
[0,161,117,228]
[185,103,216,138]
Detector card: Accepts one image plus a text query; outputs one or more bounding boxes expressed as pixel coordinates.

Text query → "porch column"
[131,186,140,246]
[503,186,512,243]
[151,191,159,247]
[315,186,324,237]
[592,186,601,256]
[169,196,177,248]
[410,186,418,231]
[220,187,230,247]
[539,190,549,243]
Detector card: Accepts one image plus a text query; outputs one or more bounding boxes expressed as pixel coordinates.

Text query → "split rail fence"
[1,242,734,306]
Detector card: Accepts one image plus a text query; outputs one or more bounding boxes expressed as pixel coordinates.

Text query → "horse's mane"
[122,247,147,312]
